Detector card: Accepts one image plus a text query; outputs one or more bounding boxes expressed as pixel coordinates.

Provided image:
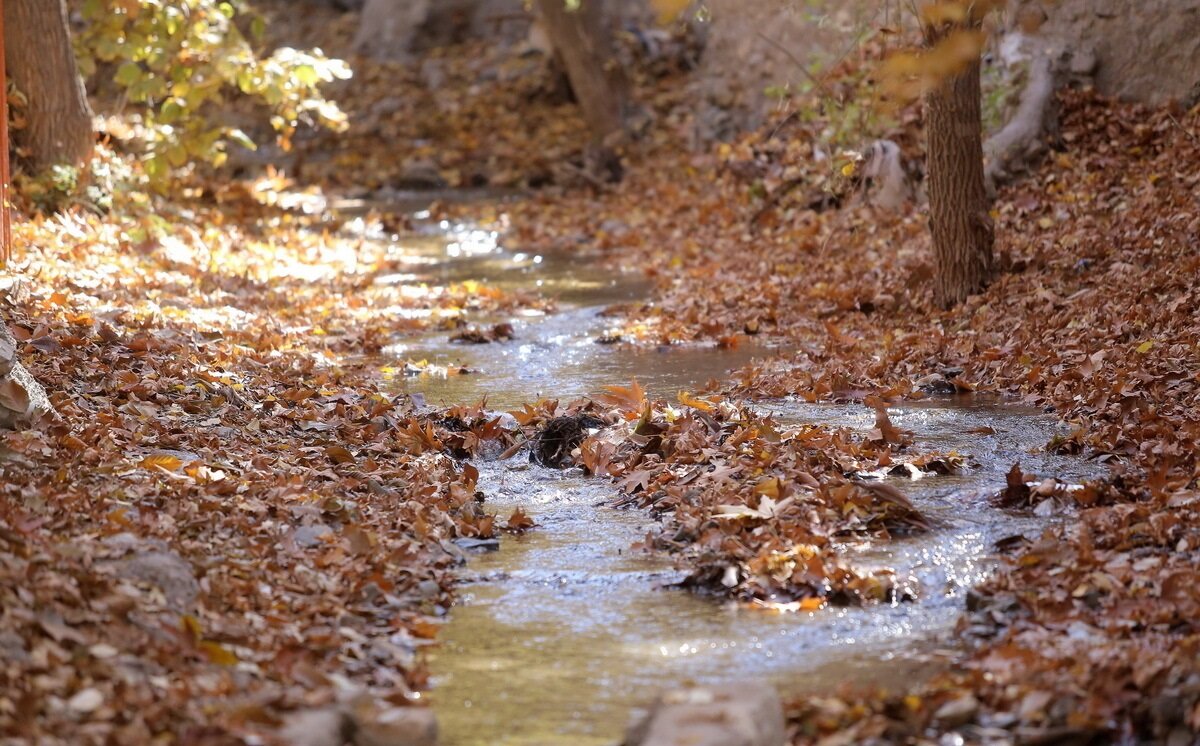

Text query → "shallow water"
[359,216,1101,745]
[428,402,1102,746]
[365,221,768,410]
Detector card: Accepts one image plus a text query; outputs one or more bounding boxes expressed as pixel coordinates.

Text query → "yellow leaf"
[181,614,203,642]
[140,454,183,471]
[919,1,967,27]
[677,391,715,412]
[841,161,857,177]
[199,640,238,666]
[651,0,690,24]
[1136,340,1154,354]
[799,597,824,611]
[754,477,781,499]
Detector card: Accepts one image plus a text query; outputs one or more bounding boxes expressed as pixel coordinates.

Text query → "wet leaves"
[2,5,1198,741]
[478,76,1200,741]
[508,388,941,604]
[0,196,537,741]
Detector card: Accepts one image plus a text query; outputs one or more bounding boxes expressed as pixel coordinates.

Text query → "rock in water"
[624,681,786,746]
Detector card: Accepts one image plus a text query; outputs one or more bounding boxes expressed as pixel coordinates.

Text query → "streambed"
[363,217,1100,745]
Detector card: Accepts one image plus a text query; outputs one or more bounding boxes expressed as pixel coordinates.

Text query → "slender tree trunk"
[924,25,994,308]
[535,0,629,179]
[4,0,94,173]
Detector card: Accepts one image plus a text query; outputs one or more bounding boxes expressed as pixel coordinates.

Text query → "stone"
[353,0,528,60]
[933,695,980,729]
[451,537,500,552]
[107,549,200,613]
[66,687,104,714]
[351,704,437,746]
[295,523,335,548]
[279,708,349,746]
[1027,0,1200,104]
[353,0,428,60]
[280,699,436,746]
[624,681,785,746]
[396,158,446,189]
[0,319,53,428]
[0,321,16,377]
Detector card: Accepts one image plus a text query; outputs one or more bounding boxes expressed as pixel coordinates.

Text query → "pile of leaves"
[5,0,1200,739]
[507,384,962,606]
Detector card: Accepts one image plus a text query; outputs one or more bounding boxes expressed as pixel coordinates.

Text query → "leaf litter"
[2,6,1199,743]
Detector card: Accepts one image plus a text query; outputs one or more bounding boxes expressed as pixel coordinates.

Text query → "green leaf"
[115,61,142,87]
[293,64,319,87]
[159,99,185,123]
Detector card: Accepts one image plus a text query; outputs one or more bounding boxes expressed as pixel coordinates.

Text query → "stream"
[356,215,1102,745]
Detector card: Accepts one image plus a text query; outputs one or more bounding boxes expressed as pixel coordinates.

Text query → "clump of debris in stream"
[530,413,606,468]
[508,382,954,607]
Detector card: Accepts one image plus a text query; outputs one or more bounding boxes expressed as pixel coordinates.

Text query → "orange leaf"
[678,391,715,413]
[596,380,646,414]
[0,379,30,413]
[505,508,537,532]
[326,445,355,465]
[199,640,238,666]
[754,477,781,499]
[140,454,183,471]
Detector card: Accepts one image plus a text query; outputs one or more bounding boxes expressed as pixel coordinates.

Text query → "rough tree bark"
[535,0,629,179]
[4,0,94,173]
[924,23,994,308]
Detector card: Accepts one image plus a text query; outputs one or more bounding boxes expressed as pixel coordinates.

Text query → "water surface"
[352,213,1100,745]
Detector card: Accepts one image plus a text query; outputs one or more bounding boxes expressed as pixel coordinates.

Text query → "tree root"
[984,53,1062,191]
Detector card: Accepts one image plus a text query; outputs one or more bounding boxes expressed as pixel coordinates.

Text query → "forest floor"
[3,10,1200,745]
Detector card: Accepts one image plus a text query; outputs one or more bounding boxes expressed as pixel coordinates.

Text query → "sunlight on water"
[354,216,1103,746]
[429,404,1104,746]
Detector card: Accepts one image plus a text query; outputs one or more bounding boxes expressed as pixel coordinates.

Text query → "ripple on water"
[357,222,1103,745]
[429,402,1105,746]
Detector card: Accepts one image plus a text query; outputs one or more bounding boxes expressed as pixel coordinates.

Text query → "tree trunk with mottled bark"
[4,0,94,173]
[535,0,629,180]
[924,24,994,308]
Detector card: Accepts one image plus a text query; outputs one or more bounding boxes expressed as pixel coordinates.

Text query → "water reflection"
[352,216,1100,745]
[430,403,1104,745]
[365,225,769,410]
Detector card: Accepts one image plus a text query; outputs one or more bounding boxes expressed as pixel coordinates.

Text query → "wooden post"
[0,0,10,265]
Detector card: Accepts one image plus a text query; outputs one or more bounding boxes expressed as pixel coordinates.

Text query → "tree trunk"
[4,0,94,173]
[924,27,994,308]
[535,0,629,179]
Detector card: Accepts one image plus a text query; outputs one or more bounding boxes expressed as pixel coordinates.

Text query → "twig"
[764,106,799,144]
[756,32,840,106]
[1166,112,1200,146]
